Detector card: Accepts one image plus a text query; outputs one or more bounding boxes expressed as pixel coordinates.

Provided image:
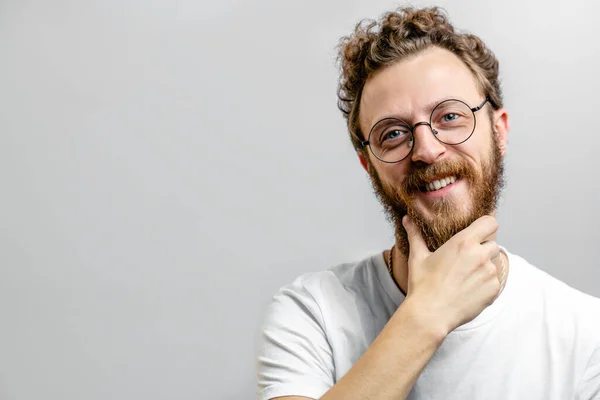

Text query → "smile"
[424,175,458,192]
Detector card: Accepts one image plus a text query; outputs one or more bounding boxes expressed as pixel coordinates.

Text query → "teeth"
[425,176,457,192]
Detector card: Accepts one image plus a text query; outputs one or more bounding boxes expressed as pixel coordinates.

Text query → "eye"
[442,113,458,122]
[384,129,404,140]
[371,118,411,147]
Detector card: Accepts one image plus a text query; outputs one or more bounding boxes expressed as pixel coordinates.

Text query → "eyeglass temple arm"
[472,97,495,112]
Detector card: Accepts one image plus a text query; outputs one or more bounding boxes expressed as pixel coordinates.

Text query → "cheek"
[452,140,487,170]
[380,162,411,186]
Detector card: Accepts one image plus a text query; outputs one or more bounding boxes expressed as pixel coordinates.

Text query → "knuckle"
[456,238,471,252]
[487,242,499,258]
[477,251,490,267]
[483,262,497,279]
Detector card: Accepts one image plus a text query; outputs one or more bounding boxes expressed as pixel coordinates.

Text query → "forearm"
[320,298,447,400]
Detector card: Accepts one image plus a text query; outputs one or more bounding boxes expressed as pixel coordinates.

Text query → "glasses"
[361,97,491,163]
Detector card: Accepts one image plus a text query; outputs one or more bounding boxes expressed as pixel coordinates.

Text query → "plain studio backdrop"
[1,0,599,398]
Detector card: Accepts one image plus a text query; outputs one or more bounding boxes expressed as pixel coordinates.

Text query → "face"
[358,47,509,256]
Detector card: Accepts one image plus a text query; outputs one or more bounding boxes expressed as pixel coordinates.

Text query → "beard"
[366,130,505,257]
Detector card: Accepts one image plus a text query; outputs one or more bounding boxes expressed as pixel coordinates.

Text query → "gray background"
[1,0,599,399]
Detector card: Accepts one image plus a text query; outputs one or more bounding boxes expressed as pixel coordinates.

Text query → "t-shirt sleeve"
[576,344,600,400]
[256,278,335,400]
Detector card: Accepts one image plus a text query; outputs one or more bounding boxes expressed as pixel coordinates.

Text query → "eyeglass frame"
[360,97,494,164]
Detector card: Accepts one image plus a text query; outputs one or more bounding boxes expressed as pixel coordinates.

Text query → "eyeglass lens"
[368,99,476,163]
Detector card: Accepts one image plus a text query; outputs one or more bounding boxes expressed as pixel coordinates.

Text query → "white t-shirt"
[256,248,600,400]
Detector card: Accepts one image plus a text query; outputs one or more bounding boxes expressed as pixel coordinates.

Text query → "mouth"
[418,175,460,194]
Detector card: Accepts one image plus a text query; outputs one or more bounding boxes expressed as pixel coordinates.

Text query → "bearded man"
[256,6,600,400]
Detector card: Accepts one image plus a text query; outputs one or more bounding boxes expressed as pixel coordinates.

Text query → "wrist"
[396,297,450,345]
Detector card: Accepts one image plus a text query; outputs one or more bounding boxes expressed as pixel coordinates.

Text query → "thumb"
[402,215,430,260]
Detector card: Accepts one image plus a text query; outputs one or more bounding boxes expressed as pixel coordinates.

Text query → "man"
[256,6,600,400]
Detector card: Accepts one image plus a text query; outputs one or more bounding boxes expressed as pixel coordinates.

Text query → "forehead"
[360,47,483,131]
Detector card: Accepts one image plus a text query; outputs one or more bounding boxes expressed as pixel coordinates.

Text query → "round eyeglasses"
[361,97,492,163]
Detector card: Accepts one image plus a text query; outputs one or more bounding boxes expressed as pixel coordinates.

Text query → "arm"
[269,299,445,400]
[261,216,505,400]
[318,297,446,400]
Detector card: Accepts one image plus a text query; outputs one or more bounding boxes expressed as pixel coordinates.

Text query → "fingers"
[480,240,504,278]
[459,215,499,244]
[403,216,430,260]
[481,240,500,261]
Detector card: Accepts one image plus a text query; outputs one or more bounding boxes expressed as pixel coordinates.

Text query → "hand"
[402,215,506,335]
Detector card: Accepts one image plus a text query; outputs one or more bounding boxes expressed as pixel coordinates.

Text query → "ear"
[493,108,510,157]
[358,151,370,173]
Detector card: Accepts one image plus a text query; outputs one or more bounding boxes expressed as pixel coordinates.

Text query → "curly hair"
[337,6,503,152]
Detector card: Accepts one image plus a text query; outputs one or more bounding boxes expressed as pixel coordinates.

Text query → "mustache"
[402,159,473,193]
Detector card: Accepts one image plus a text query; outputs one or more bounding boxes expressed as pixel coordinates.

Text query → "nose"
[410,123,447,164]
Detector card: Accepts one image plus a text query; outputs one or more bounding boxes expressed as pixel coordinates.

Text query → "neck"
[386,231,507,297]
[385,247,409,295]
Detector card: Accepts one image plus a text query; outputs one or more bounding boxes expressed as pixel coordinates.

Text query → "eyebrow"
[369,96,463,130]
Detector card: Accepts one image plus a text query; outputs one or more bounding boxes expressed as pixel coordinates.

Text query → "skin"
[271,46,511,400]
[358,47,510,296]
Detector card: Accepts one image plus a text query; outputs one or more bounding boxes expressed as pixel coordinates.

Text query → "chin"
[414,196,472,220]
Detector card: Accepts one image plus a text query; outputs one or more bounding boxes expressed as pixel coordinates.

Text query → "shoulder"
[508,250,599,303]
[272,253,383,307]
[506,251,600,397]
[256,253,383,400]
[508,249,600,339]
[258,252,389,344]
[519,253,600,311]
